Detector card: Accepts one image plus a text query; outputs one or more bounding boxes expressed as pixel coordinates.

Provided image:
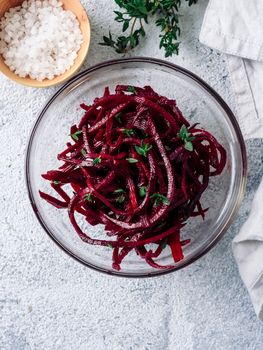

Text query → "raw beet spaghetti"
[40,85,227,270]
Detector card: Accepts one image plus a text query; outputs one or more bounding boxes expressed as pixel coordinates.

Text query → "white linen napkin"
[199,0,263,320]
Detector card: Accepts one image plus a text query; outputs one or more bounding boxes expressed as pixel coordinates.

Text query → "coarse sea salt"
[0,0,84,81]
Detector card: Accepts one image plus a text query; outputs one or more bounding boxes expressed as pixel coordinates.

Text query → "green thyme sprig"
[177,125,195,152]
[93,157,102,165]
[122,128,135,137]
[53,180,61,185]
[100,0,199,57]
[115,112,123,123]
[81,148,87,156]
[150,193,170,206]
[135,140,152,157]
[126,157,138,163]
[83,193,94,202]
[139,185,147,197]
[71,130,82,141]
[127,86,136,93]
[114,188,126,203]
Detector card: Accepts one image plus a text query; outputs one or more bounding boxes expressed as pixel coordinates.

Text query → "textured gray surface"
[1,0,263,349]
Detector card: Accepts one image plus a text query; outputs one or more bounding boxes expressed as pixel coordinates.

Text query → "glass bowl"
[26,58,247,277]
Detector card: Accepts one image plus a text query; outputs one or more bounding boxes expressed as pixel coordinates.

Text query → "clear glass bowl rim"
[25,57,247,278]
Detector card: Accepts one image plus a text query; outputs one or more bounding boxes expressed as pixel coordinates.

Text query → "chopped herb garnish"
[127,86,136,93]
[53,180,61,185]
[161,239,168,249]
[122,128,135,137]
[93,157,102,165]
[115,112,122,123]
[150,193,170,206]
[116,194,126,203]
[108,243,114,248]
[81,148,87,156]
[114,189,126,194]
[126,157,138,163]
[139,185,147,197]
[184,141,194,152]
[71,130,82,141]
[114,189,126,203]
[83,193,93,202]
[177,125,195,152]
[177,125,190,140]
[135,141,152,157]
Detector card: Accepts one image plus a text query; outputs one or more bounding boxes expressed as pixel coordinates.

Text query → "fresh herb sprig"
[139,185,147,197]
[53,180,61,185]
[122,128,135,137]
[177,125,195,152]
[114,189,126,203]
[100,0,199,57]
[83,193,94,202]
[150,193,170,206]
[81,148,87,156]
[93,157,102,165]
[135,140,152,157]
[115,112,123,123]
[71,130,82,141]
[126,157,138,163]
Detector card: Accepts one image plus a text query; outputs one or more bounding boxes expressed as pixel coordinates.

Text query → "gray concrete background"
[1,1,263,349]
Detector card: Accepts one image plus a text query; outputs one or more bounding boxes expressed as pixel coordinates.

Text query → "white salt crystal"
[35,1,42,8]
[47,73,54,80]
[0,0,84,81]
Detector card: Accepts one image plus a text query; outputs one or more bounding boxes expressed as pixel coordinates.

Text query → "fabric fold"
[199,0,263,62]
[200,0,263,320]
[200,0,263,140]
[233,178,263,319]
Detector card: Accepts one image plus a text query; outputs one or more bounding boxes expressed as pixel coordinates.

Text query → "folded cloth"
[200,0,263,140]
[199,0,263,320]
[232,178,263,320]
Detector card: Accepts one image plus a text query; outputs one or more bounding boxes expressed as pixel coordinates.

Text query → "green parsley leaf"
[71,130,82,141]
[93,157,102,165]
[126,158,138,163]
[139,186,147,197]
[150,193,170,206]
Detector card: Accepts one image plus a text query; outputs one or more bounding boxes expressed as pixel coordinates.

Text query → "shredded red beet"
[40,85,227,271]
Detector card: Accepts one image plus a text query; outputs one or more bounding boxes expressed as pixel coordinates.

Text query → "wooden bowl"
[0,0,91,87]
